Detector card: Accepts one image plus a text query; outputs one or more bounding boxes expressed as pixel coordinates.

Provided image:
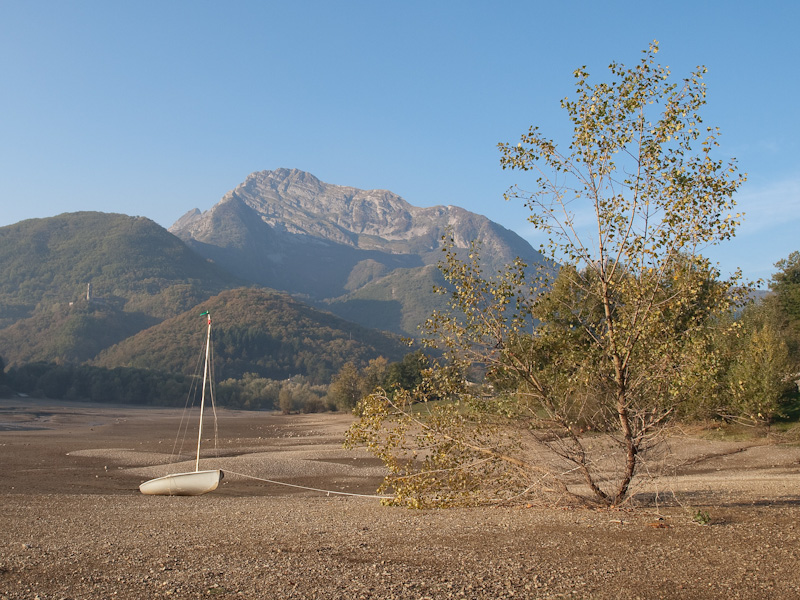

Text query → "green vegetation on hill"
[0,300,155,366]
[0,212,240,330]
[325,264,446,334]
[0,212,418,408]
[94,288,409,385]
[0,212,245,366]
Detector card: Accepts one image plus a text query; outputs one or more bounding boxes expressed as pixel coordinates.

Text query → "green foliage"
[771,252,800,314]
[726,321,792,424]
[327,353,426,413]
[383,351,428,392]
[216,373,283,410]
[327,362,365,411]
[769,251,800,351]
[278,387,295,414]
[362,356,389,393]
[716,296,799,425]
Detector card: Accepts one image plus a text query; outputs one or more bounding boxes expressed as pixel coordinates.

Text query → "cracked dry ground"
[1,400,799,599]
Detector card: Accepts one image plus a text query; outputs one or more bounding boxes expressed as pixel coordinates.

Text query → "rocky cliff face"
[170,168,546,335]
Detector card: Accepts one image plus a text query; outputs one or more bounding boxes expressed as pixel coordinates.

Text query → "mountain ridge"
[0,169,547,382]
[177,168,537,257]
[170,168,546,334]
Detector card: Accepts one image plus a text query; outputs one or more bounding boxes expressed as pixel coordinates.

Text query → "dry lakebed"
[1,399,799,599]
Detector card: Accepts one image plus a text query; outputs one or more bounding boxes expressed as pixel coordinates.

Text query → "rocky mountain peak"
[169,169,546,335]
[172,169,532,253]
[217,168,416,244]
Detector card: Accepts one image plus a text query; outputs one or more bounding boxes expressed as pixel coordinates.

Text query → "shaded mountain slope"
[0,300,155,367]
[93,288,409,384]
[0,212,240,325]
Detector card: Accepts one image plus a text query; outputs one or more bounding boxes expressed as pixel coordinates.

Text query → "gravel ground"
[1,399,800,599]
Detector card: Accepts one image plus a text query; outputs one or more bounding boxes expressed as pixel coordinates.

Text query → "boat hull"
[139,469,223,496]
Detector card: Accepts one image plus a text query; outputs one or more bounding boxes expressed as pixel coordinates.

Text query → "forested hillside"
[0,212,240,328]
[0,300,154,366]
[0,212,245,366]
[93,288,408,384]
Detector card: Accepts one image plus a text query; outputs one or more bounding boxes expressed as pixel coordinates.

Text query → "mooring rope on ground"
[222,469,392,500]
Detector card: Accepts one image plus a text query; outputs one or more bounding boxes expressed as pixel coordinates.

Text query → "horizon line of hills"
[0,168,548,388]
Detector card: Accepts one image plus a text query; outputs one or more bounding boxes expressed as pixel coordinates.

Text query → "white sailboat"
[140,311,223,496]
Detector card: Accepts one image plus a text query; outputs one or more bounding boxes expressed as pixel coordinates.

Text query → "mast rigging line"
[222,469,392,500]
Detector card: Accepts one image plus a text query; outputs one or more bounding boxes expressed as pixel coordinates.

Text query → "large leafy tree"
[719,251,800,424]
[347,42,746,507]
[327,361,365,411]
[770,251,800,343]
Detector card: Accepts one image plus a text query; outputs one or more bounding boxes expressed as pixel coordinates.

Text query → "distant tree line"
[1,362,194,405]
[326,351,429,412]
[0,351,431,414]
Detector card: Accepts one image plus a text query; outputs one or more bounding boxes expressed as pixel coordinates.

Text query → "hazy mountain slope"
[93,288,408,384]
[324,264,446,335]
[0,212,240,325]
[170,169,547,334]
[0,212,244,365]
[0,300,154,367]
[173,194,421,299]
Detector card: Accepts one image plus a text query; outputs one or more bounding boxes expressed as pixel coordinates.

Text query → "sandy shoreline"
[2,399,800,599]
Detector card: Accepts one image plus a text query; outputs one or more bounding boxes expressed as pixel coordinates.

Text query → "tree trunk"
[613,393,637,506]
[599,273,638,506]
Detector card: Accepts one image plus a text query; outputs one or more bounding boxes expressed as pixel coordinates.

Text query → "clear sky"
[1,1,797,284]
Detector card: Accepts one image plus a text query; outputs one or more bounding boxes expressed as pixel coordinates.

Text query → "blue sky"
[1,1,797,283]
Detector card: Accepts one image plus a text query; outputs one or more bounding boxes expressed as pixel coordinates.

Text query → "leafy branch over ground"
[344,42,779,508]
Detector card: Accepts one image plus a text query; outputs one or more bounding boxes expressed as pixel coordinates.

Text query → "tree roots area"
[1,399,799,599]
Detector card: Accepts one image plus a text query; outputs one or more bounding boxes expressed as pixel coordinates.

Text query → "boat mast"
[195,311,212,472]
